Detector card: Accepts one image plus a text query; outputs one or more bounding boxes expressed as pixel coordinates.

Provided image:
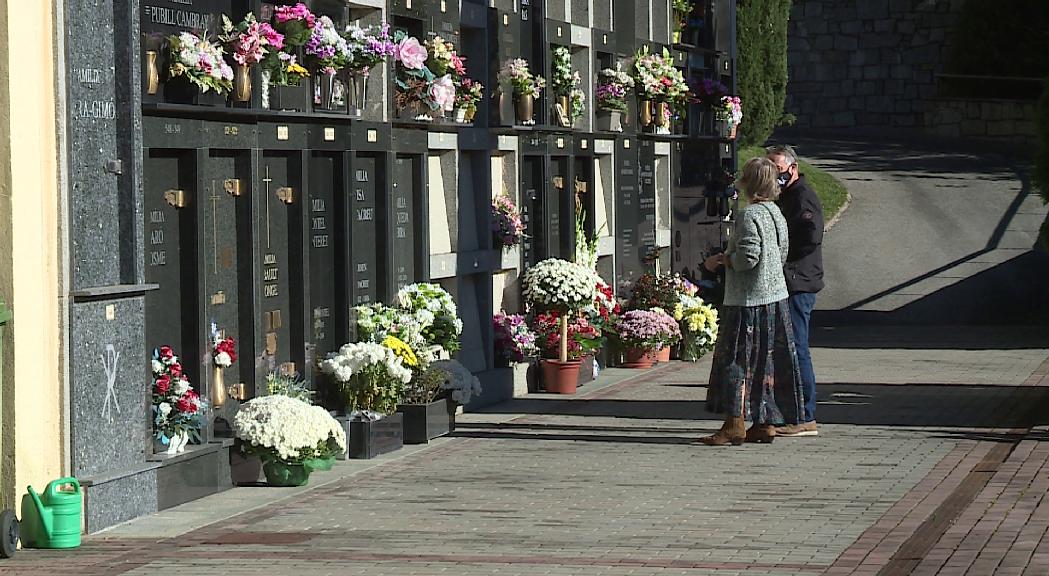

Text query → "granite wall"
[785,0,1040,144]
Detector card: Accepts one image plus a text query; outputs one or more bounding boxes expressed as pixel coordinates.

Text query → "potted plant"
[715,95,743,139]
[585,278,622,370]
[522,258,597,394]
[219,13,283,104]
[397,365,454,444]
[455,77,484,123]
[232,395,346,486]
[342,22,396,117]
[672,0,693,44]
[394,283,463,356]
[615,309,681,368]
[151,346,206,455]
[491,193,526,250]
[261,2,314,111]
[304,15,351,111]
[165,31,233,105]
[595,65,634,132]
[494,311,539,394]
[320,340,412,459]
[498,58,545,126]
[433,358,483,406]
[550,46,584,128]
[533,311,603,386]
[632,46,689,133]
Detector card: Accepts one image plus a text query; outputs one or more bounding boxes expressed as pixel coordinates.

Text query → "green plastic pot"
[262,460,311,487]
[304,457,334,472]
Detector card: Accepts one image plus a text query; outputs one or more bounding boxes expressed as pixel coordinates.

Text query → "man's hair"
[765,144,798,166]
[738,157,780,203]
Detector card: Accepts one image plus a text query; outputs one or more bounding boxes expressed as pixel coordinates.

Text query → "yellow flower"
[382,335,418,367]
[673,303,684,321]
[286,62,309,77]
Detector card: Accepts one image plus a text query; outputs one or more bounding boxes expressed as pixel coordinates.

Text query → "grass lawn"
[738,145,849,222]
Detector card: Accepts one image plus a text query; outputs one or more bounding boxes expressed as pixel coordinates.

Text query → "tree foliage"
[735,0,792,147]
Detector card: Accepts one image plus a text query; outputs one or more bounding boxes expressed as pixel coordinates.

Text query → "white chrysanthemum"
[233,395,346,462]
[215,351,232,367]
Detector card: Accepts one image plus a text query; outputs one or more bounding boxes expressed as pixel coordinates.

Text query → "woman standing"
[699,157,805,446]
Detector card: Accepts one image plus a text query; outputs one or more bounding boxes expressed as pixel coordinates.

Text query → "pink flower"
[430,74,456,111]
[395,36,428,70]
[260,23,284,50]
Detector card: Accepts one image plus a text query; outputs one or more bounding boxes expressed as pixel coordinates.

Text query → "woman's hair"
[737,157,780,202]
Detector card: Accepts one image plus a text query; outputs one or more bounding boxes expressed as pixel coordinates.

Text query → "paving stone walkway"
[5,340,1049,576]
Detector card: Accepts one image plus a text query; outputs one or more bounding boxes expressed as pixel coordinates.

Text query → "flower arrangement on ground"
[353,303,437,367]
[233,394,345,485]
[627,272,681,311]
[321,341,413,419]
[492,193,525,249]
[586,278,622,334]
[167,32,234,94]
[343,22,396,76]
[401,365,451,405]
[595,64,634,114]
[395,283,463,354]
[220,13,284,67]
[304,15,350,75]
[264,2,315,86]
[616,309,682,353]
[152,345,206,453]
[523,259,597,393]
[632,46,688,103]
[550,46,584,126]
[494,311,539,363]
[266,370,314,403]
[432,359,483,405]
[674,295,719,361]
[533,311,603,361]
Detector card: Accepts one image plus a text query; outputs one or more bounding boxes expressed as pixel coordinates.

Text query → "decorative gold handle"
[223,179,241,197]
[574,179,588,194]
[227,383,247,401]
[552,176,565,189]
[164,189,186,208]
[276,186,294,204]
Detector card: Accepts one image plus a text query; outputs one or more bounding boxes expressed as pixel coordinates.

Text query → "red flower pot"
[541,359,581,394]
[622,347,656,369]
[656,346,671,363]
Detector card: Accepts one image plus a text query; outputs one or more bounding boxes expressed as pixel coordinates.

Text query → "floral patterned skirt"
[705,301,805,425]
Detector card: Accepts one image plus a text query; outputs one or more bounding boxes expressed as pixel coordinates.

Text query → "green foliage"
[735,0,792,147]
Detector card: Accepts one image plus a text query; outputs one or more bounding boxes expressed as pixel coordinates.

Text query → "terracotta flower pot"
[541,359,581,394]
[656,346,672,362]
[622,347,656,369]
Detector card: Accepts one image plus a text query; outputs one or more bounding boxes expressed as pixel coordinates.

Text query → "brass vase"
[233,64,251,103]
[654,101,670,127]
[557,94,571,127]
[211,365,226,408]
[639,99,653,126]
[515,93,534,124]
[145,50,159,95]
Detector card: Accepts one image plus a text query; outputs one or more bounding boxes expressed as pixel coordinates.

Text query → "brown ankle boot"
[700,416,746,446]
[745,424,776,444]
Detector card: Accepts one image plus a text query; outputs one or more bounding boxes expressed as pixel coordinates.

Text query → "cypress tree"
[735,0,792,147]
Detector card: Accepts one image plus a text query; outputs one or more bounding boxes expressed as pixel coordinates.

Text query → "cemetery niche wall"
[63,0,736,531]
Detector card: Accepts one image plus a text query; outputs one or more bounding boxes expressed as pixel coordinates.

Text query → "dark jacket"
[775,175,824,294]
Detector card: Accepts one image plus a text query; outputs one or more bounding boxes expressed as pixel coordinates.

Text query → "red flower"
[154,374,171,394]
[169,362,182,377]
[159,345,174,359]
[176,390,198,414]
[215,338,237,363]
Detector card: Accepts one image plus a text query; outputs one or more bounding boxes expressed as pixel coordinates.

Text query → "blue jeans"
[788,292,817,422]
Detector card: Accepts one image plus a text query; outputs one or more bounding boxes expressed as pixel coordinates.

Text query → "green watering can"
[20,477,81,549]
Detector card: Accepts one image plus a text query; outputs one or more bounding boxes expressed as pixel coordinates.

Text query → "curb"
[823,190,852,233]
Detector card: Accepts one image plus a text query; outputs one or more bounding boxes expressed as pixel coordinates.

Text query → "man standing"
[767,145,823,437]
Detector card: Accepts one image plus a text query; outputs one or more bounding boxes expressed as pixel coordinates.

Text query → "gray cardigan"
[724,202,790,307]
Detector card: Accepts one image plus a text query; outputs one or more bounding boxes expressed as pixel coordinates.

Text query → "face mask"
[777,171,791,187]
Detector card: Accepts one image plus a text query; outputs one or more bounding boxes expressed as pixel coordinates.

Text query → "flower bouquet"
[219,13,284,102]
[674,294,719,361]
[632,46,688,132]
[261,2,314,110]
[627,272,681,311]
[595,64,634,132]
[392,32,450,121]
[151,345,206,454]
[615,309,682,368]
[321,340,413,418]
[166,31,233,104]
[395,283,463,355]
[494,311,539,363]
[454,77,484,122]
[550,46,584,127]
[491,194,525,249]
[342,22,396,116]
[715,95,743,139]
[353,303,437,368]
[207,323,237,408]
[498,58,545,125]
[304,15,351,109]
[585,278,622,334]
[232,394,346,486]
[522,258,597,393]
